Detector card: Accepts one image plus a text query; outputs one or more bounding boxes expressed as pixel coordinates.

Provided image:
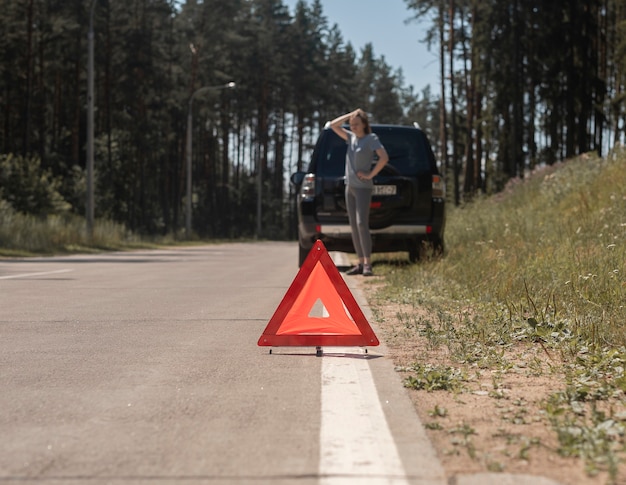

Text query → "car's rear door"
[312,127,437,228]
[371,127,436,228]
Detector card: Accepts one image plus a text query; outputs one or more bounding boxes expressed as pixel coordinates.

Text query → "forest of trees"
[409,0,626,204]
[1,0,626,239]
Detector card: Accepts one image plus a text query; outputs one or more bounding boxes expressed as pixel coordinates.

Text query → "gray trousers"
[345,185,373,259]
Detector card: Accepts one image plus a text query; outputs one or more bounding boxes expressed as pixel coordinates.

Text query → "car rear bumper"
[298,220,443,254]
[318,224,430,237]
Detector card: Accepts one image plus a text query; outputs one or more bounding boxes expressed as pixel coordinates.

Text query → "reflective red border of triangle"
[257,240,380,347]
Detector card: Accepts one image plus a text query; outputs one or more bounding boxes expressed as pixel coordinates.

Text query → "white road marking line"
[0,269,73,280]
[319,351,409,484]
[318,251,408,483]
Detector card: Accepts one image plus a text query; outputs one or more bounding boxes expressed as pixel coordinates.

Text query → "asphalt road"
[0,242,446,485]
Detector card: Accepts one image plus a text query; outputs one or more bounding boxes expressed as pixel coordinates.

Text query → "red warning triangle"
[258,240,379,347]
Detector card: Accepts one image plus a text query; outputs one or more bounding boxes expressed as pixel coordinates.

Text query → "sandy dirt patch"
[365,284,624,485]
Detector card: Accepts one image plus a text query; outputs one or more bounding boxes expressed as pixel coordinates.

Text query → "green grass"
[0,209,172,256]
[370,149,626,481]
[0,201,261,256]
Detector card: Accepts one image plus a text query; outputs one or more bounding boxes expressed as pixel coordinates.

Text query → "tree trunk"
[448,0,460,205]
[438,2,449,178]
[462,5,475,197]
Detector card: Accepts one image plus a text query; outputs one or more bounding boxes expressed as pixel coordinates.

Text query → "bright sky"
[282,0,439,94]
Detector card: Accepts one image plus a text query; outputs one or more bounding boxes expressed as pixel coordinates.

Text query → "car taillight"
[301,173,316,197]
[432,175,445,199]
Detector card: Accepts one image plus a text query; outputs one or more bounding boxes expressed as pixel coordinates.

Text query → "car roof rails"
[325,120,421,129]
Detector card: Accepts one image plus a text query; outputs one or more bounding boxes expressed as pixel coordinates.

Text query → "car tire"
[433,237,444,256]
[408,242,423,263]
[409,238,444,263]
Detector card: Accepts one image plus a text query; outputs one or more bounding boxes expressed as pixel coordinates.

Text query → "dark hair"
[351,109,371,134]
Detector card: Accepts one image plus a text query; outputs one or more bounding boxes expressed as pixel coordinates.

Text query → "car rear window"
[316,127,434,177]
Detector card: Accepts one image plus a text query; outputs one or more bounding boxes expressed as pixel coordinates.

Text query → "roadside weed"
[400,363,468,392]
[370,150,626,481]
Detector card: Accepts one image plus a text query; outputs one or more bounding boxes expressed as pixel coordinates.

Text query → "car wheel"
[433,237,444,256]
[409,239,444,263]
[408,241,423,263]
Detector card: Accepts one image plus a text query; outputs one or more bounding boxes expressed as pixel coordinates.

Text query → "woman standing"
[329,109,389,276]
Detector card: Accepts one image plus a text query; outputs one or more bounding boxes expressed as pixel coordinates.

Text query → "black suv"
[291,123,445,266]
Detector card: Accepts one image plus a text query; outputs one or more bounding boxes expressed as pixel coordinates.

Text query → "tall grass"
[381,149,626,349]
[372,149,626,480]
[0,207,142,255]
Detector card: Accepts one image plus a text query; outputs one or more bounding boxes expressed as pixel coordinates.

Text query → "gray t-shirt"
[344,132,383,189]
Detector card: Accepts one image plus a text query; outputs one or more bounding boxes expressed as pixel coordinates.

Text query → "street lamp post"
[185,82,235,238]
[86,0,97,240]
